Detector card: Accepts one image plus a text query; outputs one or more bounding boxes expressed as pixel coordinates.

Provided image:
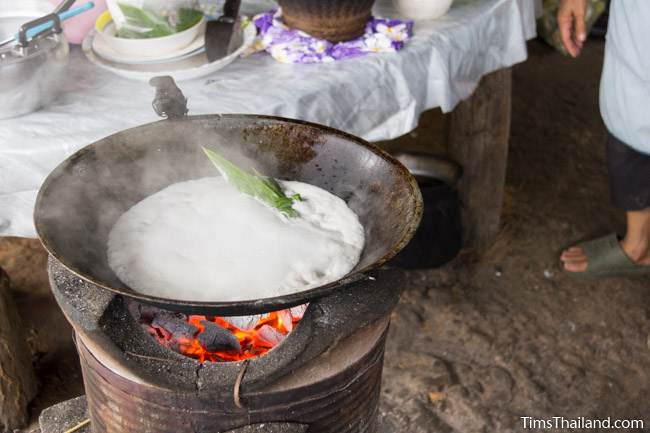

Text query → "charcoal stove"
[35,77,422,433]
[43,257,405,433]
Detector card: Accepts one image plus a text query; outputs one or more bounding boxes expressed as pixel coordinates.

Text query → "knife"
[204,0,242,63]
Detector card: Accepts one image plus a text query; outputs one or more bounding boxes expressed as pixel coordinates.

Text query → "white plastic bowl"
[393,0,454,20]
[94,10,205,58]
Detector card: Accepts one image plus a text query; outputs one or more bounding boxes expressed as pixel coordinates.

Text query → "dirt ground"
[1,39,648,432]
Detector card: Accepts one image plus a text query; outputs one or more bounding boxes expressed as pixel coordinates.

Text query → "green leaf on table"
[202,147,301,218]
[176,8,203,32]
[117,3,175,38]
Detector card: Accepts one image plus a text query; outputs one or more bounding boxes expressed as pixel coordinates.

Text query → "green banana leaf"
[202,147,301,218]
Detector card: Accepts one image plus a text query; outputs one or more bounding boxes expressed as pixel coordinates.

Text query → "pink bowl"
[49,0,107,44]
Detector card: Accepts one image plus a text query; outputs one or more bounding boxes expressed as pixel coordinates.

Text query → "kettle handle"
[18,13,62,47]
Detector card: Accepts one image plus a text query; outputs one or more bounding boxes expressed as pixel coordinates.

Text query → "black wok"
[34,77,422,316]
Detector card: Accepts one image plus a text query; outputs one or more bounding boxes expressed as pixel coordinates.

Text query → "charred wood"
[151,312,197,340]
[199,320,241,353]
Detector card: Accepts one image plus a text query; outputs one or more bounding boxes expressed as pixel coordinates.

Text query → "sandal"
[564,233,650,279]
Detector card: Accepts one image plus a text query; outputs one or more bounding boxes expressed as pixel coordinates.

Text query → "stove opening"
[139,305,308,363]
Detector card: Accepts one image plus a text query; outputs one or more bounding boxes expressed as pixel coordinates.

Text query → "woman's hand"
[557,0,589,57]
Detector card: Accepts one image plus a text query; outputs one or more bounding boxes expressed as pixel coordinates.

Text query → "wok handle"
[149,76,188,120]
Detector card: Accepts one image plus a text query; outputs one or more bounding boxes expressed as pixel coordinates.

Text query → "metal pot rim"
[392,151,463,187]
[0,34,65,65]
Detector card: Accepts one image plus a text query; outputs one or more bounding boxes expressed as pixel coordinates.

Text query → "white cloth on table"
[0,0,536,238]
[599,0,650,155]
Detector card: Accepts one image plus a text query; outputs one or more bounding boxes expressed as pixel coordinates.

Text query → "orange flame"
[156,310,303,363]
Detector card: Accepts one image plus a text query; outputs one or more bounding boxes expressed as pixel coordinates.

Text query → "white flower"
[363,34,394,53]
[262,33,275,47]
[270,44,302,63]
[376,23,409,42]
[310,40,328,54]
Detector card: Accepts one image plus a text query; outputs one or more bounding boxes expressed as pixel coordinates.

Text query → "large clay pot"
[278,0,376,42]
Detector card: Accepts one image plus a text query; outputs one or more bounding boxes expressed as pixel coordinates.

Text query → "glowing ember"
[144,305,307,363]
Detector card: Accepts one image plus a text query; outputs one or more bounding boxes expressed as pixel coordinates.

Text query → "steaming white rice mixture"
[107,177,364,302]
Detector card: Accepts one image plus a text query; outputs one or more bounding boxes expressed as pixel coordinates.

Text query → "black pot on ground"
[278,0,376,42]
[388,153,463,269]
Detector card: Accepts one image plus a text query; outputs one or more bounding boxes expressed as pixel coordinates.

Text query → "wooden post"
[0,267,37,433]
[448,68,512,251]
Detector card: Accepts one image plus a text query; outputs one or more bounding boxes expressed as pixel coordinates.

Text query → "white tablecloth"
[0,0,536,238]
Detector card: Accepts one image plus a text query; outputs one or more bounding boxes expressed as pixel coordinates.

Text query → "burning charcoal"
[278,309,293,332]
[257,325,286,346]
[199,321,241,352]
[290,304,308,321]
[147,323,172,341]
[222,314,268,331]
[152,312,198,340]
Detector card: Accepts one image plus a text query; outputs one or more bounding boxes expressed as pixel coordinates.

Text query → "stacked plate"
[82,11,256,81]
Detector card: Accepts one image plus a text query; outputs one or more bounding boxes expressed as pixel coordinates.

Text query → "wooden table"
[449,68,512,251]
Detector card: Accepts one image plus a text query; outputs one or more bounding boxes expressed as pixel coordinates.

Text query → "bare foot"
[560,246,590,272]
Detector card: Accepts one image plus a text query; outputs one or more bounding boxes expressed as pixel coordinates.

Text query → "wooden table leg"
[448,68,512,251]
[0,266,37,432]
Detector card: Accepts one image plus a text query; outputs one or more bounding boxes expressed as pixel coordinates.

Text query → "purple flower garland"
[249,9,414,64]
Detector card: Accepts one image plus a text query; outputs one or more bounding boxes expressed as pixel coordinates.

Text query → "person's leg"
[560,133,650,273]
[620,209,650,264]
